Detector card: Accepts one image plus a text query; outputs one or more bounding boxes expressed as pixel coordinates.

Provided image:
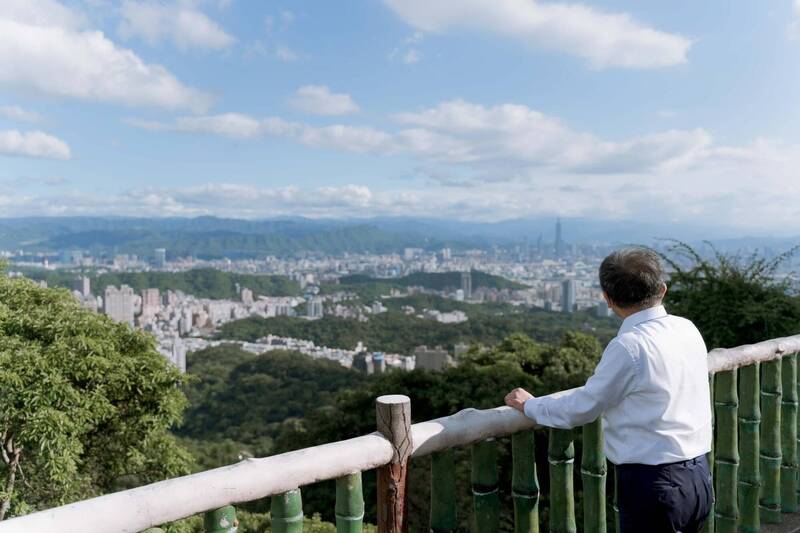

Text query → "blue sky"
[1,0,799,234]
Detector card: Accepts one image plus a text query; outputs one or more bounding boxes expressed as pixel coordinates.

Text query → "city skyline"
[1,1,799,233]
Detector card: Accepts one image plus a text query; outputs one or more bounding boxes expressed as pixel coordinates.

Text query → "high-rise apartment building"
[141,288,161,314]
[460,271,472,300]
[103,285,135,326]
[241,288,254,305]
[72,276,91,297]
[561,279,576,313]
[307,297,324,319]
[154,248,167,269]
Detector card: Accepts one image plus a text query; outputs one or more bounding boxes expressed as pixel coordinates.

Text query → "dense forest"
[178,332,604,531]
[19,267,300,299]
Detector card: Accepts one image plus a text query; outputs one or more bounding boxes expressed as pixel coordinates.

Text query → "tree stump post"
[376,394,412,532]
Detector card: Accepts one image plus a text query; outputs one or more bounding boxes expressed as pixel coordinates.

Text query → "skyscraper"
[154,248,167,269]
[555,218,564,258]
[103,285,135,326]
[561,279,576,313]
[460,271,472,300]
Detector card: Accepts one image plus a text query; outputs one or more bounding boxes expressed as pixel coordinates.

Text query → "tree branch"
[0,448,21,521]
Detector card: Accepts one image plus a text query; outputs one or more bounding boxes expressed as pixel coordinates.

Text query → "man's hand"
[505,387,534,412]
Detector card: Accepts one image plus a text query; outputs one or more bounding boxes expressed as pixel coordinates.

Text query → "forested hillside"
[218,306,619,354]
[20,268,300,299]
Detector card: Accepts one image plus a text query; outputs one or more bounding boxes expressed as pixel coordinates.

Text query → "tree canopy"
[662,241,800,348]
[0,273,191,520]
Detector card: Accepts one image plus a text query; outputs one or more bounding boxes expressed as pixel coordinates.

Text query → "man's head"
[599,247,667,316]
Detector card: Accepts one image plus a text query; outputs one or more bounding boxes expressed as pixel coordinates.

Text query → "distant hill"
[0,216,467,258]
[1,215,796,258]
[20,268,300,299]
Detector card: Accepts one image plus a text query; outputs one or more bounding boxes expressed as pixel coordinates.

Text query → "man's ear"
[658,282,667,299]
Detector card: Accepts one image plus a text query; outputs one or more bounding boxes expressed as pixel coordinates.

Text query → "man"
[505,247,713,533]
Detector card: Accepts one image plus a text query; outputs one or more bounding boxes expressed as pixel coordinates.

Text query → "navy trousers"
[616,455,714,533]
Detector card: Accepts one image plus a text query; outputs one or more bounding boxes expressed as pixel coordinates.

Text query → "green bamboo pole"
[703,371,715,533]
[581,420,606,533]
[472,438,500,532]
[738,362,761,533]
[431,450,457,532]
[548,429,576,533]
[142,529,164,533]
[760,359,782,523]
[336,472,364,533]
[204,505,238,533]
[781,353,798,513]
[512,429,540,533]
[271,489,303,533]
[713,369,739,533]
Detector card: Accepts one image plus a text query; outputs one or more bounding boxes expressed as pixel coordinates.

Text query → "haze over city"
[1,0,800,235]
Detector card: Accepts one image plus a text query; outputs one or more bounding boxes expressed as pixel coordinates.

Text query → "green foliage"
[335,270,527,294]
[218,308,617,355]
[661,241,800,348]
[262,332,602,530]
[178,346,365,458]
[21,268,300,300]
[0,275,191,519]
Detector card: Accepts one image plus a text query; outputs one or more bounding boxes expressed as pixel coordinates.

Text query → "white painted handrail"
[2,333,799,533]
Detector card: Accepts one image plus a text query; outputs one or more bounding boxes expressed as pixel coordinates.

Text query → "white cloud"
[382,0,691,69]
[289,86,359,116]
[2,0,86,29]
[125,99,762,176]
[791,0,800,38]
[118,1,235,51]
[402,49,420,64]
[275,44,299,62]
[0,130,71,159]
[0,106,42,123]
[0,0,211,111]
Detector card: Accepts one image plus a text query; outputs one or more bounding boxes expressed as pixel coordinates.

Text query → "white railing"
[2,333,800,533]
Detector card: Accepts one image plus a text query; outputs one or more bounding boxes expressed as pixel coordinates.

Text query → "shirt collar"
[618,304,667,334]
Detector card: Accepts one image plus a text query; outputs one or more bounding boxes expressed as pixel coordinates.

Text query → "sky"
[1,0,799,234]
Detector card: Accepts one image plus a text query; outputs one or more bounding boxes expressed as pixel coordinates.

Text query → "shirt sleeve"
[523,340,638,429]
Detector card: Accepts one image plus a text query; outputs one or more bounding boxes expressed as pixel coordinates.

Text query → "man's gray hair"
[599,247,664,308]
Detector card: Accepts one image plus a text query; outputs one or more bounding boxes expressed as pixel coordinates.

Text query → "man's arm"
[506,341,637,429]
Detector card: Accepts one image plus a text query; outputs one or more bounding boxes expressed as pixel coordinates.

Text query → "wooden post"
[760,359,782,523]
[738,363,761,533]
[703,371,715,533]
[581,420,606,533]
[271,489,303,533]
[472,438,500,532]
[336,472,364,533]
[430,450,457,532]
[203,505,238,533]
[781,353,798,513]
[512,430,540,533]
[376,394,412,533]
[548,428,576,533]
[714,370,739,532]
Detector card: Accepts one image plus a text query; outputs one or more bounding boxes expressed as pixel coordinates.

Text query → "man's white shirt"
[523,305,712,465]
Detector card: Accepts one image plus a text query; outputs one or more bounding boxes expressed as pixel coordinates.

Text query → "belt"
[615,454,706,472]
